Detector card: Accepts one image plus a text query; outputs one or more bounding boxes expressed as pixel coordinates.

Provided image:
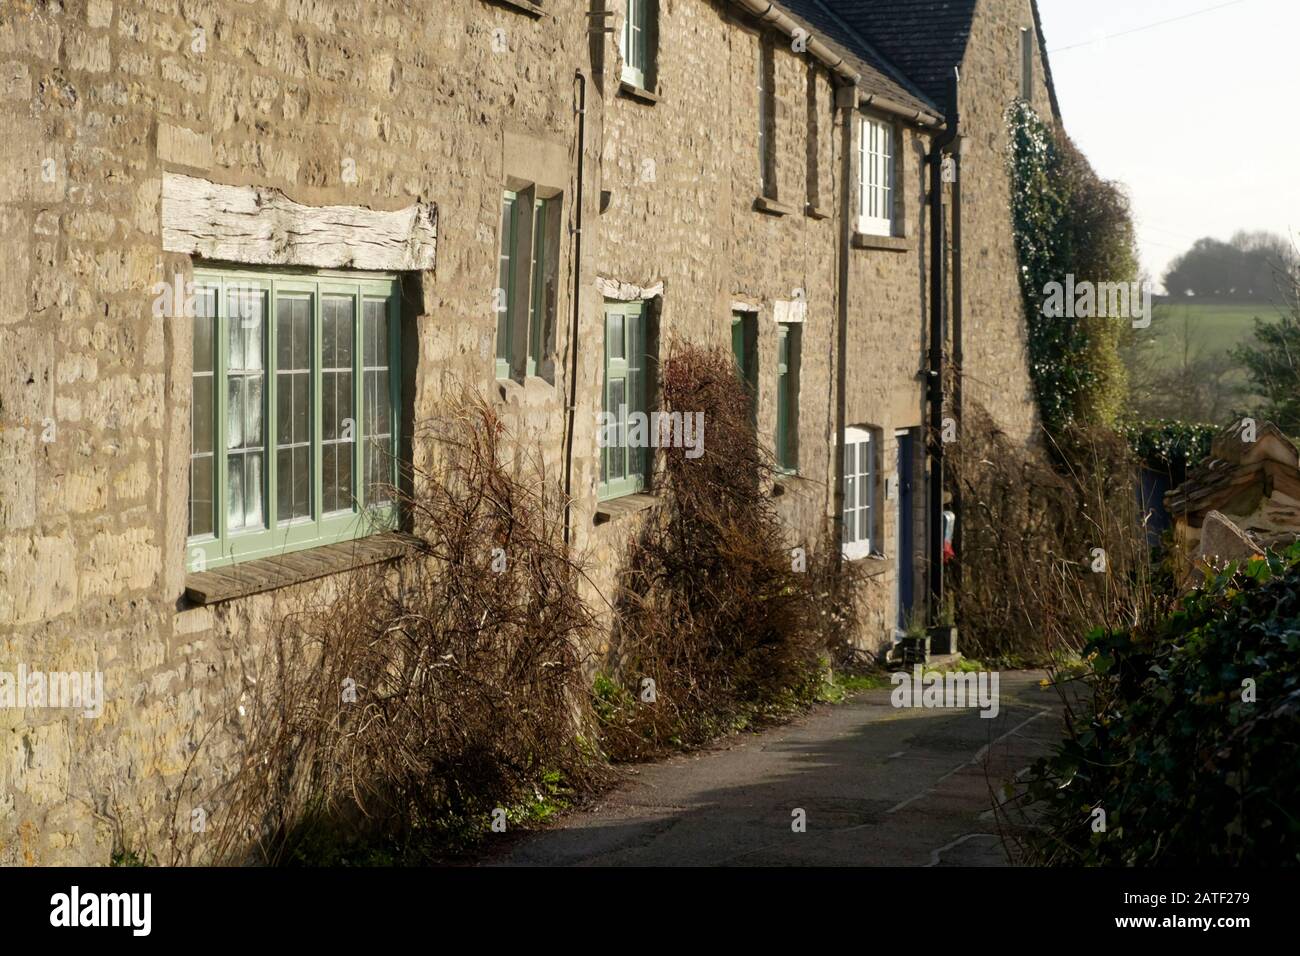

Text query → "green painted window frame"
[497,190,556,381]
[775,321,801,473]
[599,300,649,501]
[527,196,552,378]
[495,191,519,381]
[187,267,401,573]
[731,310,758,427]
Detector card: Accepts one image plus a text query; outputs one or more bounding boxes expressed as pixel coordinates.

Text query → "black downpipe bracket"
[926,70,960,620]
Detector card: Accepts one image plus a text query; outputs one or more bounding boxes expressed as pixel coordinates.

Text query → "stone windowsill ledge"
[618,81,660,105]
[754,196,794,217]
[852,232,912,253]
[494,374,555,405]
[594,492,659,525]
[486,0,546,18]
[184,531,421,605]
[805,203,831,220]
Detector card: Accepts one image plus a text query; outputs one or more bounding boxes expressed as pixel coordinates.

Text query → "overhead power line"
[1049,0,1254,54]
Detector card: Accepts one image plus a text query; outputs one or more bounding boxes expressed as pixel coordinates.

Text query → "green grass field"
[1124,299,1291,420]
[1139,301,1287,371]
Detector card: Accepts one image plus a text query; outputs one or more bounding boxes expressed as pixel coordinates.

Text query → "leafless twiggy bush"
[209,390,605,863]
[595,344,853,759]
[949,402,1165,664]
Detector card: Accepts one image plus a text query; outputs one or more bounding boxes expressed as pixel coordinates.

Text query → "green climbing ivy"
[1007,101,1137,435]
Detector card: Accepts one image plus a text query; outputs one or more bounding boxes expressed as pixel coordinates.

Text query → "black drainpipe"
[950,78,964,590]
[563,71,587,548]
[926,70,960,620]
[831,77,857,571]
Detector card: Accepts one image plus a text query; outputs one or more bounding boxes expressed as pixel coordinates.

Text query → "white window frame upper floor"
[842,425,880,562]
[857,114,896,238]
[1020,27,1034,101]
[620,0,654,90]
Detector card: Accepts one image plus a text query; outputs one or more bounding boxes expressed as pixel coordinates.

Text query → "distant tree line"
[1163,231,1299,300]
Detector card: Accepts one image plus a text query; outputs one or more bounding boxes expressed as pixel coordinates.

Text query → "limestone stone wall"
[952,0,1050,446]
[0,0,1030,865]
[0,0,592,866]
[578,4,847,630]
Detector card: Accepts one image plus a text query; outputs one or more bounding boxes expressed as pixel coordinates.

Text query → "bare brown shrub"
[949,402,1165,664]
[594,343,852,759]
[209,391,605,863]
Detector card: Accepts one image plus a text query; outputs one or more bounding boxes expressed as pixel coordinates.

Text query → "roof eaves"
[805,0,940,111]
[731,0,945,128]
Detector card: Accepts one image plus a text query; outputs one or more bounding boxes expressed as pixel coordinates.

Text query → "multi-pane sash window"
[842,426,878,561]
[496,189,556,380]
[600,300,648,500]
[858,115,895,236]
[775,321,800,472]
[621,0,650,88]
[188,269,399,571]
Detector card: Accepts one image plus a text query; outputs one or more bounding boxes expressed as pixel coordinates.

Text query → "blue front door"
[896,431,916,632]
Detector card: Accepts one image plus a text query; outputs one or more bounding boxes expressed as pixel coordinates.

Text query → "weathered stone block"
[0,534,77,626]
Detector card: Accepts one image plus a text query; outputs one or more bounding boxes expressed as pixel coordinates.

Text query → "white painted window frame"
[621,0,649,89]
[842,426,878,561]
[1020,27,1034,101]
[857,115,895,237]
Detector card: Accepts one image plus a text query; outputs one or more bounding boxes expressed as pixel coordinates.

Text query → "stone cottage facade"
[0,0,1057,864]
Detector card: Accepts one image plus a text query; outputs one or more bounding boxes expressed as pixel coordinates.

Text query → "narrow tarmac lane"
[491,671,1065,866]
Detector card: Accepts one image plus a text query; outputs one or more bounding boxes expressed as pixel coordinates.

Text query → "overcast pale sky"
[1035,0,1299,291]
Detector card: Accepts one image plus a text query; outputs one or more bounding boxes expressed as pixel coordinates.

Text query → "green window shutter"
[187,269,400,572]
[600,300,647,500]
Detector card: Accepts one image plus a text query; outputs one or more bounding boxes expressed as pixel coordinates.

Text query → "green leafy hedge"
[1025,542,1300,865]
[1118,419,1217,472]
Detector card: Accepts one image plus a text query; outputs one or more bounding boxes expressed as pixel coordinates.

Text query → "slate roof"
[789,0,1062,121]
[771,0,942,118]
[813,0,978,112]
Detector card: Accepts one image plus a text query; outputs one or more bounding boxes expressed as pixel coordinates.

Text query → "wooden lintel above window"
[161,173,438,272]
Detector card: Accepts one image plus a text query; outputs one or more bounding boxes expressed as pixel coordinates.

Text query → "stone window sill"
[618,81,659,105]
[494,374,554,405]
[852,232,912,253]
[806,203,831,220]
[184,531,420,605]
[754,196,794,217]
[485,0,546,18]
[594,492,659,525]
